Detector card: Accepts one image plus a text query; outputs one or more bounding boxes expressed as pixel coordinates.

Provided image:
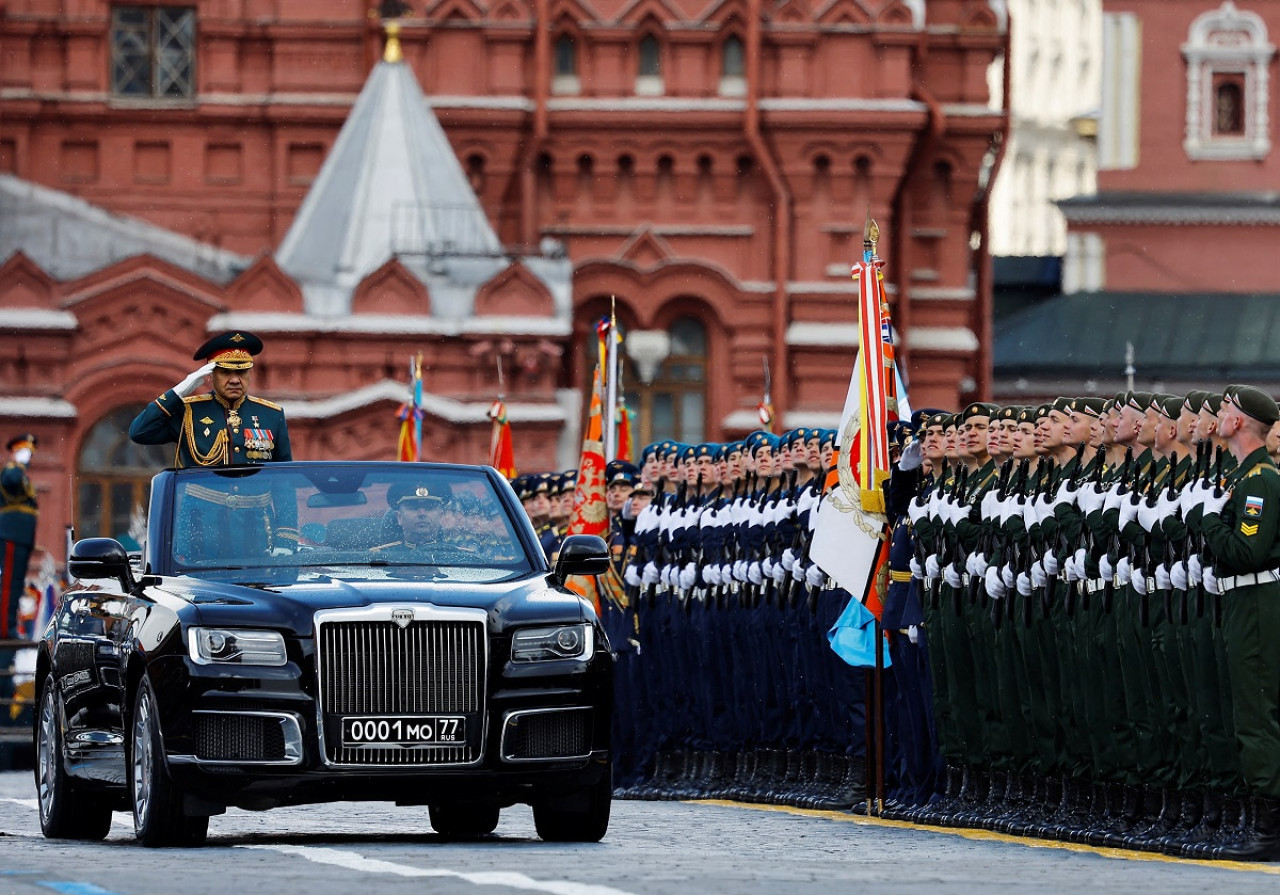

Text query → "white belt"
[1216,570,1280,592]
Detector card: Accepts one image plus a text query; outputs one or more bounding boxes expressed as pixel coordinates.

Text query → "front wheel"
[34,676,112,840]
[131,676,208,847]
[533,765,611,843]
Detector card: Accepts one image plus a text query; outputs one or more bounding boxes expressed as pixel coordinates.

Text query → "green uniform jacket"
[1201,446,1280,576]
[0,461,37,546]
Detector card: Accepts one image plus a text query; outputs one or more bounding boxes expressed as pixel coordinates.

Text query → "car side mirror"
[68,538,136,591]
[552,534,610,586]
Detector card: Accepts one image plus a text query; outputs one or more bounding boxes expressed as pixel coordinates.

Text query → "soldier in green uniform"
[1189,385,1280,859]
[129,331,293,467]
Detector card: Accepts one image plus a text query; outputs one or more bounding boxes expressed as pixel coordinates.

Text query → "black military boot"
[1212,796,1280,860]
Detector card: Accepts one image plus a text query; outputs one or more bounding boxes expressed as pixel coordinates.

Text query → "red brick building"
[1,0,1007,564]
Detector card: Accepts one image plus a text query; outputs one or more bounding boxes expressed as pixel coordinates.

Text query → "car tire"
[131,676,209,847]
[34,676,112,841]
[533,765,611,843]
[429,803,500,839]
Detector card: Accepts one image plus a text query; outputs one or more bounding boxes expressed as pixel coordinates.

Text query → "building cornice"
[206,311,571,337]
[1059,192,1280,226]
[283,380,565,424]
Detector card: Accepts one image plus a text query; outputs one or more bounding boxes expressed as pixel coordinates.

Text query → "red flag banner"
[568,367,608,538]
[488,399,516,479]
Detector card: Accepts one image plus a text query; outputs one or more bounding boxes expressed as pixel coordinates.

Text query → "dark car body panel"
[37,461,612,814]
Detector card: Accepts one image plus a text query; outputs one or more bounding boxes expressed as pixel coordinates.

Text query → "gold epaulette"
[247,396,283,411]
[185,484,274,508]
[889,570,913,583]
[182,394,214,405]
[1242,463,1278,480]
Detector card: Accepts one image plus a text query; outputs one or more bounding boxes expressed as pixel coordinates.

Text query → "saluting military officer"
[129,331,292,467]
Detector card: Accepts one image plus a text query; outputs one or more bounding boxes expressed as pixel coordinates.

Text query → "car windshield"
[167,464,534,584]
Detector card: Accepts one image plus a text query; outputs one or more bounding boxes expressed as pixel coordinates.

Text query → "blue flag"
[827,593,892,668]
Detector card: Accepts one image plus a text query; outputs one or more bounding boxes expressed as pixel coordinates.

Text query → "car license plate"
[341,716,465,747]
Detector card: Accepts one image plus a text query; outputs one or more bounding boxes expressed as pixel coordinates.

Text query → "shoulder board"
[247,396,283,411]
[370,541,403,552]
[182,395,214,404]
[1242,463,1279,480]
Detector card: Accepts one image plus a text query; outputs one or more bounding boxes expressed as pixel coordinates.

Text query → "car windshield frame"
[155,462,539,585]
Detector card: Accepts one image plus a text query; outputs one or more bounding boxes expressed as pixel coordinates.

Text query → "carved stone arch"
[876,0,917,27]
[815,0,871,27]
[958,0,1000,31]
[699,0,750,27]
[226,254,304,312]
[351,259,430,315]
[772,0,813,26]
[474,262,555,317]
[490,0,527,21]
[425,0,486,21]
[0,252,58,308]
[548,0,603,27]
[574,257,743,331]
[617,0,684,28]
[617,227,677,268]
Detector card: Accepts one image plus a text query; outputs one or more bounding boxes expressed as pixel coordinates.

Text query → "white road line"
[238,844,638,895]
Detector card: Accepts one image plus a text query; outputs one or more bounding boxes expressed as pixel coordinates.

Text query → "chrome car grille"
[317,618,486,766]
[501,708,592,762]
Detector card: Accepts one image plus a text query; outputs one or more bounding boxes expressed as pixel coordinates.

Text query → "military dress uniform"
[0,435,37,643]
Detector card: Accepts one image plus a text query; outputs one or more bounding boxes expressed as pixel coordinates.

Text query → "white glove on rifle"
[1042,552,1060,576]
[1132,569,1149,595]
[1115,557,1132,586]
[1203,566,1222,595]
[1188,554,1204,586]
[1155,563,1171,591]
[1030,560,1047,589]
[642,562,660,585]
[944,563,963,589]
[625,565,642,587]
[985,566,1007,599]
[1118,493,1141,529]
[909,556,924,578]
[1098,554,1115,580]
[1137,498,1162,533]
[770,561,787,583]
[1169,560,1188,591]
[1016,572,1033,596]
[925,555,941,580]
[806,564,826,589]
[1202,488,1230,516]
[1076,482,1106,516]
[747,562,764,586]
[174,362,216,398]
[679,564,698,589]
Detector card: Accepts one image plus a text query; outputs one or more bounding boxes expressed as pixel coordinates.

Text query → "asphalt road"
[0,771,1277,895]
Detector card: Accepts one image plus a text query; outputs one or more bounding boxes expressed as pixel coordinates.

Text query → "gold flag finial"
[383,20,403,64]
[864,216,879,252]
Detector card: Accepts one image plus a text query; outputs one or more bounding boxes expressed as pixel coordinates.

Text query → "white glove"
[174,362,216,398]
[1155,563,1171,591]
[733,560,748,581]
[805,564,826,588]
[1170,560,1188,591]
[1203,565,1222,595]
[985,566,1007,599]
[981,490,1001,522]
[679,563,698,589]
[1054,482,1077,508]
[1076,482,1106,515]
[1074,547,1087,572]
[907,625,920,644]
[747,562,764,586]
[625,565,641,587]
[792,561,807,583]
[1156,490,1181,526]
[1016,572,1033,596]
[1115,556,1132,586]
[1132,570,1149,595]
[909,556,924,578]
[271,546,293,557]
[899,439,923,471]
[944,563,963,589]
[972,552,989,578]
[770,561,787,583]
[1188,554,1204,586]
[1031,560,1047,589]
[908,497,929,526]
[781,549,797,571]
[660,565,676,587]
[703,564,720,586]
[1202,488,1230,516]
[1104,486,1126,514]
[1118,494,1141,529]
[925,555,941,580]
[1042,552,1060,576]
[1065,554,1083,582]
[1002,563,1015,589]
[1099,554,1114,580]
[761,558,776,579]
[1137,498,1161,533]
[642,562,659,585]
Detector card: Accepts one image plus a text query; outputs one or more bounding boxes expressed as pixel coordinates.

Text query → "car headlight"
[510,624,593,663]
[188,627,288,666]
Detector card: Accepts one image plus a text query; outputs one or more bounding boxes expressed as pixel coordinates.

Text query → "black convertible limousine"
[34,461,613,846]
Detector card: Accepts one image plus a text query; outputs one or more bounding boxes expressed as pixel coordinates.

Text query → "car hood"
[157,575,591,635]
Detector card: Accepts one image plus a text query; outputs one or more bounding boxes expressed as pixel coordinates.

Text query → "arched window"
[1183,2,1274,160]
[553,34,580,94]
[636,34,664,95]
[719,34,746,96]
[625,316,707,446]
[77,405,172,548]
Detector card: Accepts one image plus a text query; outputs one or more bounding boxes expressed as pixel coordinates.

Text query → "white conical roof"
[275,54,564,318]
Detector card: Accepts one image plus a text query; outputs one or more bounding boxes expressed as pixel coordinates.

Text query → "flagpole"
[604,297,619,461]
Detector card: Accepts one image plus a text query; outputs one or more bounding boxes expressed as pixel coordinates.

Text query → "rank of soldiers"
[511,385,1280,862]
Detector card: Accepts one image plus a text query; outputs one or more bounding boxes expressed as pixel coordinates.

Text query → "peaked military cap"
[388,480,451,507]
[561,470,579,491]
[6,433,37,451]
[605,460,639,486]
[1226,384,1280,426]
[194,331,263,370]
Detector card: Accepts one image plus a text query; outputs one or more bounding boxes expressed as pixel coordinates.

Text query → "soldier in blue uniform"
[1,434,38,704]
[130,331,293,468]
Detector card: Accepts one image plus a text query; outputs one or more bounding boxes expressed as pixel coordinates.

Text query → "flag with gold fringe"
[396,354,424,462]
[811,218,900,637]
[616,399,635,464]
[564,365,609,614]
[487,399,516,479]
